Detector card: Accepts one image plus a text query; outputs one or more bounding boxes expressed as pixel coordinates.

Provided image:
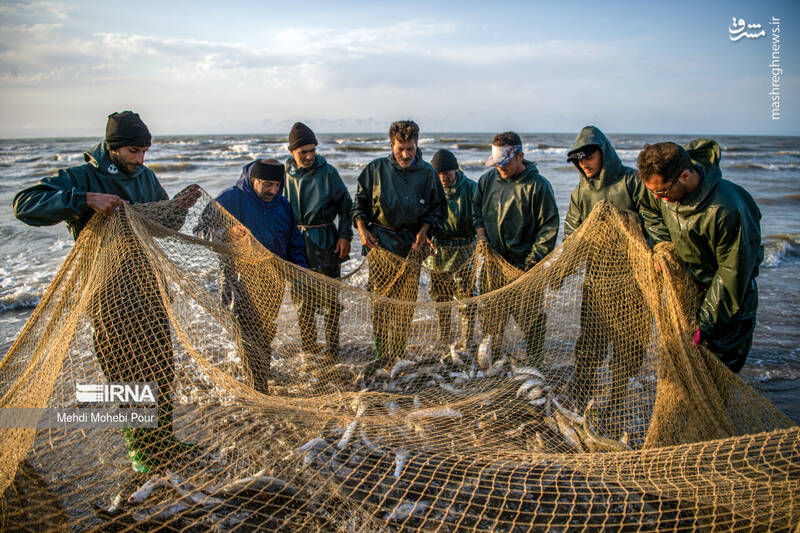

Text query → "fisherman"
[425,149,478,349]
[637,140,762,373]
[13,111,201,474]
[283,122,353,358]
[352,120,445,363]
[473,131,559,366]
[199,159,308,393]
[564,126,650,412]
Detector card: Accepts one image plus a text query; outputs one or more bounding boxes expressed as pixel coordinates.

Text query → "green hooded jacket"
[427,170,478,271]
[284,154,353,271]
[639,139,763,335]
[564,126,644,237]
[13,142,168,239]
[472,160,559,270]
[353,149,446,257]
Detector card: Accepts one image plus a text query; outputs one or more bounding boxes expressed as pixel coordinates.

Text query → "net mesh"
[1,188,797,532]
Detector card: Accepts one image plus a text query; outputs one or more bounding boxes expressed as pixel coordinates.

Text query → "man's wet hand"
[86,192,127,217]
[174,184,202,210]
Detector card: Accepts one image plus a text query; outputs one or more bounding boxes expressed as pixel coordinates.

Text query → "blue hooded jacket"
[215,161,308,268]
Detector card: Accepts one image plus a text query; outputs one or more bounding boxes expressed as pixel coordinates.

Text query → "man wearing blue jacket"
[203,159,307,393]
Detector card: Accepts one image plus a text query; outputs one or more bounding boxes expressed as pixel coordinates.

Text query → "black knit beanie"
[288,122,317,151]
[431,149,459,172]
[250,159,285,183]
[105,111,151,149]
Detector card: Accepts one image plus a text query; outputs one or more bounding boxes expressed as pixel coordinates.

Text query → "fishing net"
[1,187,797,532]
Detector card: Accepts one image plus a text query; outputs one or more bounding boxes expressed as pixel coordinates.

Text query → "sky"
[0,0,798,137]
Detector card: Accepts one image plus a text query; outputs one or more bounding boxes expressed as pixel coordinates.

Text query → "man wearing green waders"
[564,125,650,416]
[284,122,353,359]
[13,111,200,474]
[637,140,762,373]
[425,149,478,349]
[473,132,559,367]
[353,120,445,364]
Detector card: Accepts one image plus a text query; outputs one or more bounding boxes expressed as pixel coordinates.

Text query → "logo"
[729,17,766,41]
[76,383,157,404]
[107,163,119,174]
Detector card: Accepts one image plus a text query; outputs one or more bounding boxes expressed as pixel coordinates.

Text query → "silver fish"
[296,437,329,464]
[383,500,430,522]
[513,366,545,380]
[476,336,492,370]
[516,378,544,397]
[448,343,465,366]
[529,396,547,407]
[128,477,169,504]
[407,407,462,419]
[440,383,461,395]
[394,448,410,478]
[390,359,416,379]
[337,419,359,449]
[166,470,224,506]
[527,386,546,401]
[132,499,191,522]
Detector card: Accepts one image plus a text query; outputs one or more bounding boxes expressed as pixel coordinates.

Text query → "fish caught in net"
[0,188,797,532]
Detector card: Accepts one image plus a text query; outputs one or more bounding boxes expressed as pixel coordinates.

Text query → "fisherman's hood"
[237,160,283,204]
[679,138,723,209]
[83,142,146,180]
[568,126,624,189]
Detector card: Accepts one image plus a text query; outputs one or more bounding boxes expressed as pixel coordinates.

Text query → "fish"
[407,407,462,420]
[389,359,417,379]
[337,419,359,449]
[553,408,585,452]
[529,396,547,407]
[476,336,492,370]
[394,448,410,478]
[359,427,383,454]
[484,357,507,377]
[580,400,633,453]
[527,386,546,401]
[128,478,170,504]
[383,500,430,522]
[512,366,546,380]
[516,378,545,397]
[166,470,224,507]
[448,343,465,366]
[296,437,329,464]
[131,499,192,522]
[373,368,390,379]
[440,383,461,395]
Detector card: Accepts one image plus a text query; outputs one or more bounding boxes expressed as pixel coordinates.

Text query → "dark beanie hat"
[431,149,459,172]
[250,159,285,183]
[288,122,317,151]
[105,111,151,149]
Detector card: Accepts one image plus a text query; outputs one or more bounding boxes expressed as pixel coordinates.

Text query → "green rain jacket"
[564,126,644,237]
[473,160,559,270]
[353,149,446,257]
[427,170,478,272]
[639,139,763,336]
[13,142,169,239]
[284,155,353,271]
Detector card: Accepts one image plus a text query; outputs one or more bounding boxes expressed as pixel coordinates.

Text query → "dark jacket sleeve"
[563,184,582,238]
[287,207,309,268]
[697,209,760,332]
[13,169,91,227]
[472,176,486,230]
[639,188,671,244]
[352,164,373,227]
[332,168,354,239]
[526,182,560,267]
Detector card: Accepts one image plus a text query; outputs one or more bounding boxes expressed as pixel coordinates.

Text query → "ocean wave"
[0,293,40,314]
[455,143,491,151]
[148,162,200,173]
[723,145,758,153]
[762,233,800,267]
[725,162,799,171]
[772,150,800,157]
[333,144,384,153]
[755,193,800,206]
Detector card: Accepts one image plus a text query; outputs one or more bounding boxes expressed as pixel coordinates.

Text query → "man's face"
[291,144,316,169]
[643,171,687,203]
[391,139,417,168]
[438,170,457,187]
[578,149,603,179]
[497,151,525,179]
[252,178,281,202]
[110,145,148,175]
